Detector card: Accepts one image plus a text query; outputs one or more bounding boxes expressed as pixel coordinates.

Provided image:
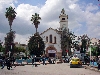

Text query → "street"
[0,63,100,75]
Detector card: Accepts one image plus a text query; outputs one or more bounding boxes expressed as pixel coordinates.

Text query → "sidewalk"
[14,60,61,66]
[85,65,100,72]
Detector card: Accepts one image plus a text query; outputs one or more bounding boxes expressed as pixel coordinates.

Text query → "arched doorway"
[46,46,57,57]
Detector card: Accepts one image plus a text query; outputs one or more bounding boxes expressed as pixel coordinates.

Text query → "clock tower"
[59,8,68,31]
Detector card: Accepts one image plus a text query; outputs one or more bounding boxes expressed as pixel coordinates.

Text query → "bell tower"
[59,8,68,31]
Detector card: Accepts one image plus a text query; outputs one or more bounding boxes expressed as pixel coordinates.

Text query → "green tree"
[61,28,76,56]
[72,41,80,50]
[0,42,2,52]
[14,46,26,53]
[31,13,41,33]
[28,33,45,57]
[91,46,97,56]
[97,46,100,56]
[78,34,90,53]
[5,6,16,57]
[4,31,15,56]
[91,45,100,56]
[5,6,17,32]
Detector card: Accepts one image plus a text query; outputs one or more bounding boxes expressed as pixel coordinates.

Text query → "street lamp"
[8,51,11,57]
[89,43,93,64]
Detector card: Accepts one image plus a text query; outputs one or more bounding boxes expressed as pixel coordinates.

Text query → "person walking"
[48,57,52,64]
[42,56,46,65]
[12,57,16,68]
[32,56,37,67]
[1,56,6,69]
[6,57,11,70]
[1,58,5,69]
[32,57,35,66]
[98,56,100,70]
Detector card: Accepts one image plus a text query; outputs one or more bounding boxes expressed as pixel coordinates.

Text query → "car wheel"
[80,65,82,68]
[70,66,72,68]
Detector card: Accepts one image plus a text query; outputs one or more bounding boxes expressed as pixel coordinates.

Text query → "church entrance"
[46,46,57,57]
[48,50,56,57]
[49,53,55,57]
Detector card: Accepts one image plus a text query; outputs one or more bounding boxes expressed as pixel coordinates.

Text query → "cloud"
[86,3,99,12]
[0,0,100,44]
[14,33,30,44]
[16,4,40,21]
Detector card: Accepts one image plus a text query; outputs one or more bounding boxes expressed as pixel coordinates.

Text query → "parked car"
[70,57,82,68]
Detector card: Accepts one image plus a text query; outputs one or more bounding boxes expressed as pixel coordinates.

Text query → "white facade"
[90,38,99,45]
[40,9,68,57]
[40,28,61,52]
[15,42,27,50]
[59,8,68,31]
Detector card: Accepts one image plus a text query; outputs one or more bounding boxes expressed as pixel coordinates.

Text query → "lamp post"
[89,43,93,64]
[8,51,11,57]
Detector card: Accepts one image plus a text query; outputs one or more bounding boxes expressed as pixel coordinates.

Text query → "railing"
[15,59,32,64]
[15,58,48,64]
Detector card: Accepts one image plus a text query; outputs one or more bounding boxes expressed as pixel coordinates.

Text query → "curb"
[84,66,100,72]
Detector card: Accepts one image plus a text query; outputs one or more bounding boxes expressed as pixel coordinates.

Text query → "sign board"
[48,50,56,53]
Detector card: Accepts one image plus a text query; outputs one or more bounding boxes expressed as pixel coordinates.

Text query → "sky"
[0,0,100,44]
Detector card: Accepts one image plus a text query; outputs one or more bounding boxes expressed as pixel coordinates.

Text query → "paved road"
[0,63,100,75]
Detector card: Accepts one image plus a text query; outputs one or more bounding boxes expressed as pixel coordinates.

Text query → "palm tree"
[5,6,17,32]
[5,6,16,57]
[31,13,41,33]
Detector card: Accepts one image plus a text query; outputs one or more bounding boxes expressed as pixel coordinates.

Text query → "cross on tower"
[61,8,65,14]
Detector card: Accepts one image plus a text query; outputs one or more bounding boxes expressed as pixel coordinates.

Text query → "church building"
[40,9,68,58]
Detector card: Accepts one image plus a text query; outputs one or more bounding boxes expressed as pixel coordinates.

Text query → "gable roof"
[40,27,58,35]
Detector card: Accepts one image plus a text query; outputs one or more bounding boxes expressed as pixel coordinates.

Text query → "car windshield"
[72,59,79,61]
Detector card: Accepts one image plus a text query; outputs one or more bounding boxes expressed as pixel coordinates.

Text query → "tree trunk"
[36,28,37,33]
[9,20,12,32]
[35,24,38,33]
[10,25,11,32]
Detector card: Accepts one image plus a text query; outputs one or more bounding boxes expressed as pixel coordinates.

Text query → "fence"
[15,58,48,64]
[16,59,32,64]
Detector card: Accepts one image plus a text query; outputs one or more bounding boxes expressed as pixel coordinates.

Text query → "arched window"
[49,34,52,43]
[46,36,48,42]
[54,36,56,44]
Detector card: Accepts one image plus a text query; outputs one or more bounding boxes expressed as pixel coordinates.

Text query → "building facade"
[40,9,68,58]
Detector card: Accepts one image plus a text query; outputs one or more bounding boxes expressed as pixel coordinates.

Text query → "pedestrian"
[32,57,35,66]
[48,57,52,64]
[52,58,55,64]
[1,55,6,69]
[97,56,100,70]
[6,57,11,70]
[42,56,46,65]
[32,56,37,67]
[12,57,16,68]
[1,58,5,69]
